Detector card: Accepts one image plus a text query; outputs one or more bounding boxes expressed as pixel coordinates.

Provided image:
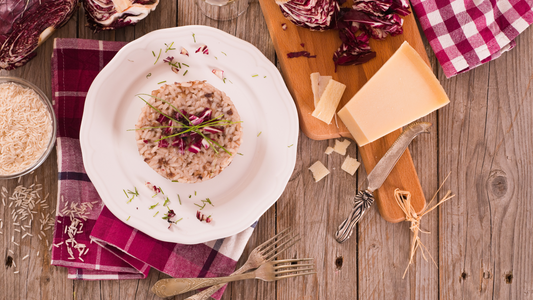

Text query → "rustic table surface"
[2,1,533,299]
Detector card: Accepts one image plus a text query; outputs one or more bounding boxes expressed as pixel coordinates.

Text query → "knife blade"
[335,122,432,243]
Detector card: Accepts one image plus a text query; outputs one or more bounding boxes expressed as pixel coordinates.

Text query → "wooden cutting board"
[258,0,428,222]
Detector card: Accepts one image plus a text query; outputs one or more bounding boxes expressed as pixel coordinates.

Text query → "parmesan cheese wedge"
[341,155,360,176]
[333,139,351,155]
[324,146,334,155]
[311,73,333,107]
[312,79,346,124]
[308,161,330,182]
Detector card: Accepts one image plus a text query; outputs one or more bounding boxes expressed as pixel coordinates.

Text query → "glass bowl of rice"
[0,76,57,179]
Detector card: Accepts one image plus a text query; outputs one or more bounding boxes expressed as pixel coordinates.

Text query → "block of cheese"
[312,79,346,124]
[337,41,450,146]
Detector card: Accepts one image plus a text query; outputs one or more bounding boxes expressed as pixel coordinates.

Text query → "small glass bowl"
[0,76,57,179]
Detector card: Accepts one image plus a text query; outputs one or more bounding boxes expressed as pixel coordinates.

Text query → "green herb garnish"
[288,144,294,148]
[195,203,206,210]
[126,216,131,221]
[154,49,162,65]
[215,56,218,60]
[183,70,188,76]
[146,73,152,78]
[221,51,227,56]
[152,51,155,57]
[237,153,243,156]
[223,78,226,83]
[195,191,197,196]
[163,197,170,206]
[182,63,189,67]
[257,132,262,137]
[264,76,267,78]
[178,194,182,205]
[165,42,175,52]
[158,81,167,84]
[153,211,159,217]
[174,218,183,224]
[123,187,139,203]
[172,180,179,182]
[252,74,258,77]
[149,202,159,210]
[192,33,196,43]
[189,195,191,198]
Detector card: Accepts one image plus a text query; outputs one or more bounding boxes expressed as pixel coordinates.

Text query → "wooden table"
[2,1,533,299]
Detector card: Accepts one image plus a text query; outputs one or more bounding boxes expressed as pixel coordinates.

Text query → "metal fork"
[153,259,315,297]
[151,228,299,299]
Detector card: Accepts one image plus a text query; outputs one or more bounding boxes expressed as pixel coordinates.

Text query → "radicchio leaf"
[0,0,78,70]
[84,0,160,32]
[277,0,339,31]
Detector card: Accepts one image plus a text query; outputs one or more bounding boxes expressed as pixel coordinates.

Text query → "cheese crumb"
[308,161,330,182]
[324,146,334,155]
[341,155,360,176]
[311,79,346,124]
[334,139,351,155]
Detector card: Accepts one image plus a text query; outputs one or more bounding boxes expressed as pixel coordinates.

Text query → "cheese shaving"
[341,155,360,176]
[333,139,351,155]
[0,82,52,175]
[308,161,330,182]
[324,146,334,155]
[311,79,346,124]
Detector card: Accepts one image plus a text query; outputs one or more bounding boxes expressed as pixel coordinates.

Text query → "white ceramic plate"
[80,25,299,244]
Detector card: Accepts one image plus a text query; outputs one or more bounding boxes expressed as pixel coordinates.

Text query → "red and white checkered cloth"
[50,38,255,299]
[411,0,533,77]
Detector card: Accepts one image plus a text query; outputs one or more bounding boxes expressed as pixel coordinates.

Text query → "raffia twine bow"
[394,173,455,279]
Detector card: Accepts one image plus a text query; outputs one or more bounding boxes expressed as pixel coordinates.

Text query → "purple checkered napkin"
[50,38,255,299]
[411,0,533,78]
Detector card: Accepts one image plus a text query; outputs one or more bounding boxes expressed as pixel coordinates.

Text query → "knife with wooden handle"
[335,122,432,243]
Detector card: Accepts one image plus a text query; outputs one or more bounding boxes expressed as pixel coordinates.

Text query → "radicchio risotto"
[135,80,242,183]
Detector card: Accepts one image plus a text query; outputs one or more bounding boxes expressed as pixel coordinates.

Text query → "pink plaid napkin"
[50,38,255,299]
[411,0,533,77]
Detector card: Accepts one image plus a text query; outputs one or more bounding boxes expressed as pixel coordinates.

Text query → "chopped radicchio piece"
[201,138,210,149]
[212,69,224,80]
[180,47,189,56]
[157,114,169,124]
[158,139,169,148]
[195,45,209,55]
[281,23,288,30]
[83,0,160,32]
[164,56,174,63]
[287,51,316,58]
[203,126,223,134]
[196,211,212,223]
[0,0,78,70]
[171,66,180,74]
[188,136,202,153]
[145,181,162,194]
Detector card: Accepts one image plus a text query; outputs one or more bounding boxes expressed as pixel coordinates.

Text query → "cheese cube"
[337,41,450,146]
[312,79,346,124]
[341,155,360,176]
[333,139,351,155]
[308,161,330,182]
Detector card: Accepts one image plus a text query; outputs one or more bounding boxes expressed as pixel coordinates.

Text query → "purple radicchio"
[83,0,160,32]
[277,0,339,31]
[0,0,78,70]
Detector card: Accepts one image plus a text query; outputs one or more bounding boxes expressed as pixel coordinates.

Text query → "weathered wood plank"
[438,24,533,300]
